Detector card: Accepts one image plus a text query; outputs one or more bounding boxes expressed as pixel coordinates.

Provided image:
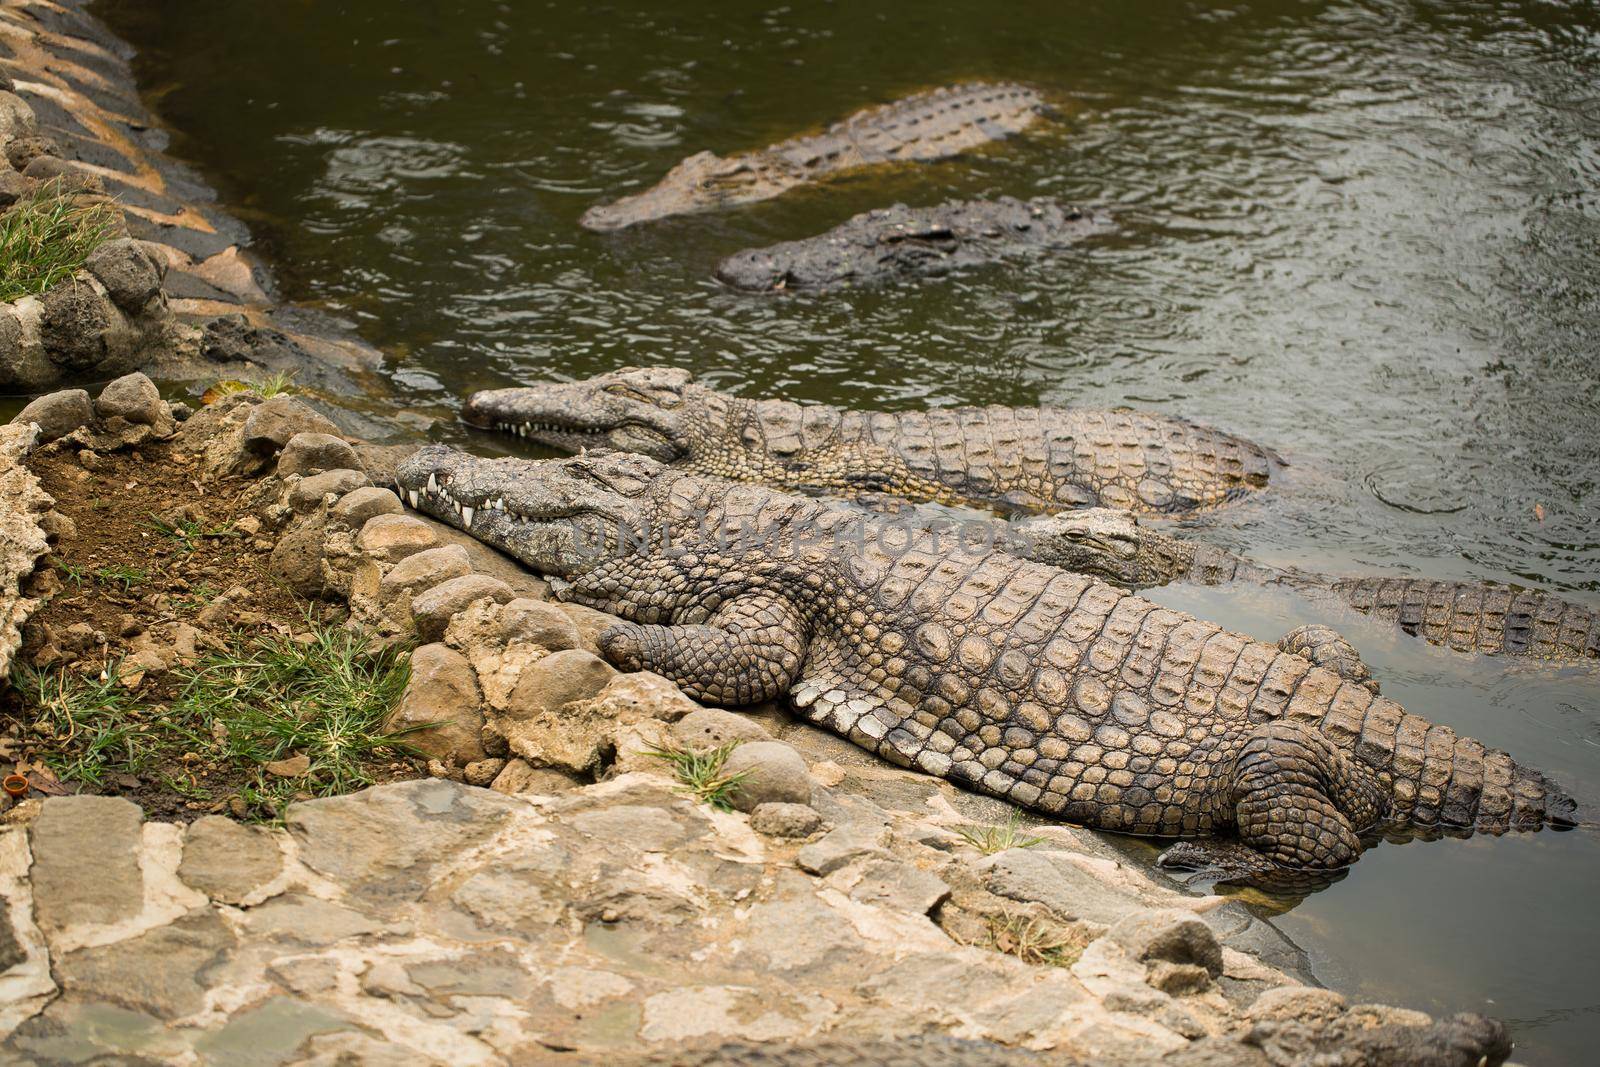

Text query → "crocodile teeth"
[462,506,475,526]
[427,474,438,494]
[407,490,418,508]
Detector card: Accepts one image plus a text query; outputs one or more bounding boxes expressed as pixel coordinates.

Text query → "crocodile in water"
[395,446,1577,885]
[580,83,1049,231]
[1017,508,1600,662]
[463,367,1281,516]
[715,197,1111,292]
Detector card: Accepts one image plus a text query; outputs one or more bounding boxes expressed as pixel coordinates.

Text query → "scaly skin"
[1018,509,1600,661]
[395,447,1577,884]
[715,197,1112,292]
[463,368,1281,516]
[581,83,1048,231]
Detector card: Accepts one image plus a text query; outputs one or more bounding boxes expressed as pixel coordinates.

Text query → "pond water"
[95,0,1600,1060]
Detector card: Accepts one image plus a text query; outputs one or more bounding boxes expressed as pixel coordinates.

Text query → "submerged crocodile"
[463,367,1281,516]
[1018,509,1600,662]
[715,197,1111,292]
[395,446,1577,884]
[580,83,1049,231]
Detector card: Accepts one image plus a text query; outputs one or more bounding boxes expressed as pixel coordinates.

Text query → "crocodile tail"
[1370,701,1576,833]
[1332,575,1600,659]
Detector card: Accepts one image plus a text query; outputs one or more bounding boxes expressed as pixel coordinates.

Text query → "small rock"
[94,372,165,427]
[1108,908,1224,981]
[178,815,283,905]
[502,649,619,721]
[241,395,341,457]
[84,239,163,313]
[384,643,486,764]
[378,545,472,608]
[264,754,312,778]
[581,671,699,724]
[721,741,813,813]
[497,598,580,650]
[795,824,888,876]
[357,513,439,563]
[1246,986,1348,1025]
[331,486,403,528]
[848,858,951,915]
[277,432,360,478]
[411,574,515,643]
[1148,961,1215,996]
[462,758,507,787]
[288,468,369,512]
[13,389,93,440]
[673,708,773,753]
[750,802,825,838]
[489,759,585,796]
[268,515,330,598]
[39,282,119,371]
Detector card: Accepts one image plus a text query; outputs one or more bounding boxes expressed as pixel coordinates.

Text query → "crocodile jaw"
[463,374,688,462]
[394,445,655,577]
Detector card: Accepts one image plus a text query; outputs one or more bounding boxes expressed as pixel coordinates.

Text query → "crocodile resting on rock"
[580,82,1049,231]
[1018,509,1600,662]
[464,367,1281,516]
[715,197,1112,292]
[395,446,1577,885]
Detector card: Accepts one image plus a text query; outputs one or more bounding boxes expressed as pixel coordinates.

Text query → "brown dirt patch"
[0,439,424,820]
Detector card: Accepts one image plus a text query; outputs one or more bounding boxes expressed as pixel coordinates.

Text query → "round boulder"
[722,741,813,813]
[84,239,163,314]
[12,389,92,440]
[750,802,825,838]
[94,372,164,426]
[277,432,360,478]
[331,486,403,529]
[411,574,516,643]
[673,708,773,753]
[357,513,438,563]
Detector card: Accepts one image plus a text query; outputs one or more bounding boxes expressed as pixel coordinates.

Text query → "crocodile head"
[1014,508,1191,587]
[395,445,663,576]
[463,367,696,462]
[580,151,787,231]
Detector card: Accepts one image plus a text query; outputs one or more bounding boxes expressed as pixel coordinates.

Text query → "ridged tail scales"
[1332,575,1600,660]
[1289,682,1579,834]
[774,82,1048,172]
[856,405,1280,514]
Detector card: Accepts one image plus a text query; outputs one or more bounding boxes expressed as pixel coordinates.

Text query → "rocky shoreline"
[0,2,1528,1065]
[0,0,385,398]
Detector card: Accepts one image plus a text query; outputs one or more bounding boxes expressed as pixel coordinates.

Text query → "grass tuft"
[10,620,416,820]
[984,912,1083,968]
[94,564,149,593]
[0,178,120,303]
[144,512,236,554]
[956,811,1045,855]
[207,371,296,401]
[172,623,415,809]
[645,741,750,811]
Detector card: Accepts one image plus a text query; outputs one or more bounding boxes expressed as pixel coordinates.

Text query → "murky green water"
[97,0,1600,1060]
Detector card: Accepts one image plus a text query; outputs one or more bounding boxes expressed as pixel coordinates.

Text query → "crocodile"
[1017,508,1600,662]
[463,367,1281,516]
[394,446,1578,885]
[580,82,1049,231]
[715,197,1112,292]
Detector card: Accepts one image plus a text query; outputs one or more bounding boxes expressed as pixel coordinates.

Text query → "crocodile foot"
[1157,839,1351,894]
[1280,623,1381,694]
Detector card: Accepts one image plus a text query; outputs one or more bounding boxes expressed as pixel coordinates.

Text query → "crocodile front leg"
[597,595,808,706]
[1279,624,1381,694]
[1159,720,1388,884]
